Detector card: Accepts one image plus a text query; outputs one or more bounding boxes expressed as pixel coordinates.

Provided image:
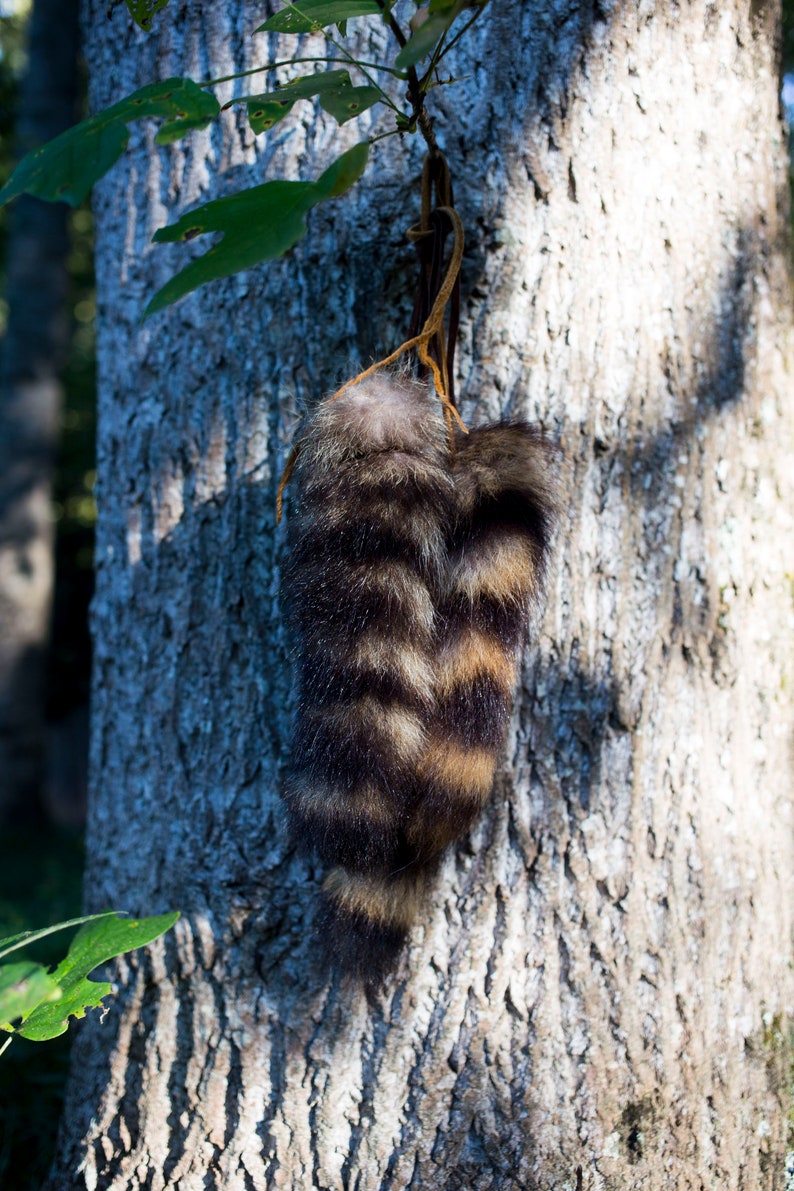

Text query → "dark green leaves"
[0,2,489,314]
[257,1,385,34]
[0,911,179,1046]
[241,70,381,133]
[0,78,220,208]
[125,0,172,30]
[144,141,369,317]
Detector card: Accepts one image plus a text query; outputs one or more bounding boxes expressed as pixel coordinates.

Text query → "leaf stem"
[325,33,401,113]
[417,29,449,98]
[369,127,402,146]
[0,912,120,961]
[199,57,406,90]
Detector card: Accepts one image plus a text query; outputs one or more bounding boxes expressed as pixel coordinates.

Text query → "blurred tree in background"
[0,0,92,1184]
[0,0,94,830]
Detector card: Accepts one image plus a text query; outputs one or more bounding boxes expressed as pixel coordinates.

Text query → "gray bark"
[51,1,793,1188]
[0,0,80,822]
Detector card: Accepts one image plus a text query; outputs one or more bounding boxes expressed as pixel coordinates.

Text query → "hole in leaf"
[183,227,203,241]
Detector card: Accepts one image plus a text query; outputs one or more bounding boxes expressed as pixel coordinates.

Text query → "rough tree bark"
[50,1,793,1187]
[0,0,80,822]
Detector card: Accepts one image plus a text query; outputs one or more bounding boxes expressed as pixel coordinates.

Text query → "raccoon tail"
[407,422,559,861]
[281,373,455,974]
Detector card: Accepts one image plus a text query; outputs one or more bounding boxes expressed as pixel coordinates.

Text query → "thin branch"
[415,107,438,153]
[417,28,449,96]
[374,0,438,153]
[433,7,486,62]
[374,0,408,49]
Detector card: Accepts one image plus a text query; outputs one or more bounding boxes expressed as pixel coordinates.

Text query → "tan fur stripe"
[419,738,497,798]
[310,699,427,765]
[288,775,394,827]
[450,536,536,604]
[353,636,435,700]
[323,868,423,930]
[435,627,517,698]
[349,560,435,636]
[305,487,450,553]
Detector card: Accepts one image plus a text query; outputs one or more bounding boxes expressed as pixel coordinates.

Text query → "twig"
[374,0,438,153]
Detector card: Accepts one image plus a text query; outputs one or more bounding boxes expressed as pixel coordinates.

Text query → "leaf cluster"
[0,911,179,1056]
[0,0,490,316]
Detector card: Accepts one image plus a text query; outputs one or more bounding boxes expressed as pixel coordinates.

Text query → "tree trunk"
[51,1,793,1187]
[0,0,80,823]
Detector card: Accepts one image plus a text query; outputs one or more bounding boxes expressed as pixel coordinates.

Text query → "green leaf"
[395,0,487,69]
[254,69,353,99]
[257,1,384,34]
[319,82,380,124]
[0,78,220,208]
[315,140,371,195]
[17,911,180,1042]
[396,14,448,68]
[428,0,488,14]
[0,911,120,961]
[0,963,61,1029]
[144,141,369,317]
[247,95,296,135]
[125,0,171,30]
[242,69,379,133]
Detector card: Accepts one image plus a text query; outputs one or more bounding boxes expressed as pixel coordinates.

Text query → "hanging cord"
[406,151,461,410]
[277,153,466,522]
[321,204,465,427]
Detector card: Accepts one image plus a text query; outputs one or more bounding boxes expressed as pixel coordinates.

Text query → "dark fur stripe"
[435,675,511,749]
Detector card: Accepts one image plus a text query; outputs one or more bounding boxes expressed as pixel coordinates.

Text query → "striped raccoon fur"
[281,374,557,978]
[408,423,556,865]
